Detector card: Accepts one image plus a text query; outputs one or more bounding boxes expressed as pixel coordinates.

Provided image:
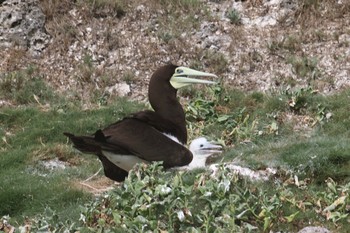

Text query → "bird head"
[189,137,223,157]
[187,137,223,169]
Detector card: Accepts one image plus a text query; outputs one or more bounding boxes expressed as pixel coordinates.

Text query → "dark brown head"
[147,64,218,143]
[148,64,178,112]
[148,64,218,113]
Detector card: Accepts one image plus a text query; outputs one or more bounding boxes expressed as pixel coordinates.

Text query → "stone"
[0,0,50,54]
[105,82,131,97]
[297,226,331,233]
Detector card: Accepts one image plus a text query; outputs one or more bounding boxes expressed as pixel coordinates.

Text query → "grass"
[0,92,144,224]
[185,85,350,183]
[0,67,57,105]
[0,75,349,231]
[2,0,349,230]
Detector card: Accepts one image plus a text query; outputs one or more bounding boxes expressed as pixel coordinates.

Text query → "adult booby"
[64,64,217,181]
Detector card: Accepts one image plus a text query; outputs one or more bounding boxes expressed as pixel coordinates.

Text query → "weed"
[84,0,126,18]
[267,35,302,54]
[226,9,241,25]
[202,50,228,74]
[283,36,302,52]
[77,53,95,83]
[39,0,72,21]
[156,0,201,12]
[0,68,57,105]
[286,87,315,113]
[185,86,270,145]
[287,55,320,80]
[158,31,173,44]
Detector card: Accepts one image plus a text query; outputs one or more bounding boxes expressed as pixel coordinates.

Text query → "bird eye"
[176,69,183,74]
[200,144,203,148]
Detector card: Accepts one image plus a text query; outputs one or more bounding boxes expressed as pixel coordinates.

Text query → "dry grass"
[292,0,350,27]
[31,144,83,166]
[82,0,127,18]
[72,176,116,195]
[39,0,72,20]
[0,49,27,72]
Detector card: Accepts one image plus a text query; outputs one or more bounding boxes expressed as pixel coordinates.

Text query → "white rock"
[105,82,131,97]
[298,226,331,233]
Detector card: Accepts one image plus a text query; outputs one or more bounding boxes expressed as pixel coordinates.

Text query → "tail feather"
[94,129,111,142]
[63,132,101,154]
[64,132,128,182]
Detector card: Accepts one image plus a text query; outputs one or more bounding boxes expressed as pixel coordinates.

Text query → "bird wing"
[100,118,192,168]
[64,117,193,169]
[127,110,186,144]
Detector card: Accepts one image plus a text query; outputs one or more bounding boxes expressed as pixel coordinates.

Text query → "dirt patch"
[1,0,349,104]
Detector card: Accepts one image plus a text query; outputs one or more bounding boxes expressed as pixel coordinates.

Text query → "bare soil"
[1,0,349,103]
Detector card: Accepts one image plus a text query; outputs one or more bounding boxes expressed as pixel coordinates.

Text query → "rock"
[41,158,67,170]
[196,21,232,50]
[0,0,50,54]
[105,82,131,97]
[136,4,145,13]
[209,163,277,181]
[297,226,331,233]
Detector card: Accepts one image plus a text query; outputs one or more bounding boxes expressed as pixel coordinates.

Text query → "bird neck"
[151,96,187,143]
[187,156,207,169]
[148,64,187,143]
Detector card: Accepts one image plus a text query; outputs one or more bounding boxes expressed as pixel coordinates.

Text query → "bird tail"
[63,132,102,154]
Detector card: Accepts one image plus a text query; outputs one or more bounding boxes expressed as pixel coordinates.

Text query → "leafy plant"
[77,163,349,232]
[185,86,275,145]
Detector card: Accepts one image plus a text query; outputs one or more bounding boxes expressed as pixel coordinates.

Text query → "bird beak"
[200,142,223,154]
[170,66,218,89]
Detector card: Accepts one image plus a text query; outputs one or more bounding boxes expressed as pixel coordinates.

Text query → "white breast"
[102,151,148,171]
[163,133,182,145]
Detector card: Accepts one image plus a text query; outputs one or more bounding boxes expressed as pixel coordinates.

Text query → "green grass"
[1,83,349,231]
[0,68,58,105]
[0,96,144,224]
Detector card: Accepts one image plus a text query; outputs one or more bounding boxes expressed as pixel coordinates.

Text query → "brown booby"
[64,64,217,181]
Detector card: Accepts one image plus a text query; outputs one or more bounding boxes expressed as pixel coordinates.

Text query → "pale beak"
[199,142,223,155]
[170,66,218,89]
[190,138,223,156]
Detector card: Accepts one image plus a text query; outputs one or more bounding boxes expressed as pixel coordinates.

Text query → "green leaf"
[217,115,231,122]
[263,217,271,231]
[285,211,299,223]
